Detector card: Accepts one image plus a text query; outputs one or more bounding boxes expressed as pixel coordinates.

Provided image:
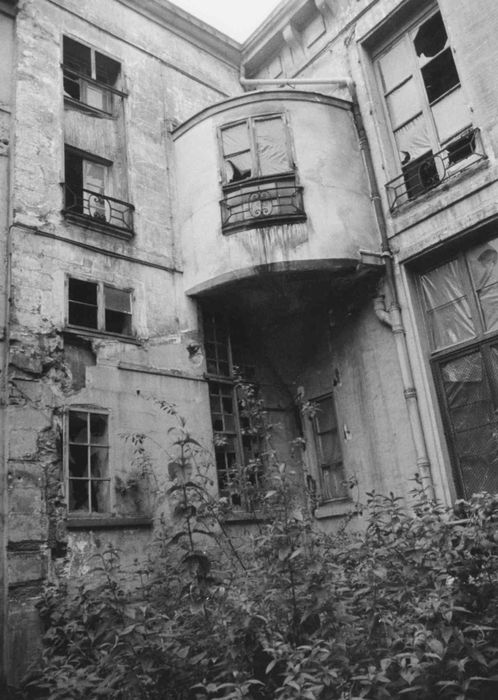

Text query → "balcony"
[62,184,134,235]
[221,172,306,234]
[386,128,486,212]
[173,90,380,296]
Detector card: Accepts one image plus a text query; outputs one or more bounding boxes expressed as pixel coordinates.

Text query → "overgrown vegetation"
[18,387,498,700]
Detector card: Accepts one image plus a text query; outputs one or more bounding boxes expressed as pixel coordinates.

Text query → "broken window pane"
[91,479,110,513]
[68,278,98,329]
[63,36,91,76]
[95,52,120,86]
[421,48,459,104]
[402,152,439,201]
[386,78,421,129]
[255,116,290,176]
[222,123,252,182]
[84,161,107,220]
[69,411,88,443]
[67,410,110,513]
[421,260,476,349]
[414,12,448,62]
[69,478,89,512]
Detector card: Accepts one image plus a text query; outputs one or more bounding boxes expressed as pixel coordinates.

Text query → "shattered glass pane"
[90,447,109,478]
[69,278,97,304]
[421,259,476,349]
[431,87,471,143]
[414,12,448,62]
[255,116,290,176]
[386,78,421,129]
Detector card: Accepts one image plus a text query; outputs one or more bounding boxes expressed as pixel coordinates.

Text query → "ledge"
[67,516,153,529]
[63,327,142,346]
[62,210,134,240]
[314,498,357,519]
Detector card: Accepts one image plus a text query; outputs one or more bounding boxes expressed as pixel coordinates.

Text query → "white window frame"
[62,35,122,114]
[373,6,475,187]
[218,112,294,185]
[66,276,133,337]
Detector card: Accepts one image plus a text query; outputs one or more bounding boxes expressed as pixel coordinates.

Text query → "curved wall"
[173,90,380,294]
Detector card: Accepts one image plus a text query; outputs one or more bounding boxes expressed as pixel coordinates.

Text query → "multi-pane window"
[68,277,132,336]
[377,9,480,207]
[220,115,292,184]
[420,237,498,497]
[311,394,347,501]
[218,114,305,232]
[204,311,261,507]
[63,36,121,114]
[67,409,110,514]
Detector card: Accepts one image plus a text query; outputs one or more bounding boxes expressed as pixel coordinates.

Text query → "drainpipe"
[349,83,434,498]
[238,68,435,497]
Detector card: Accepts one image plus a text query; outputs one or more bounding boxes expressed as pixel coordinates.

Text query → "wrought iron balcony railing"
[220,172,306,233]
[63,185,134,234]
[63,65,127,115]
[385,128,486,212]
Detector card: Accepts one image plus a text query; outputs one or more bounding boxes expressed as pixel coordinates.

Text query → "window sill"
[64,95,114,119]
[314,498,357,520]
[223,510,271,524]
[66,515,153,529]
[62,210,134,240]
[63,327,142,345]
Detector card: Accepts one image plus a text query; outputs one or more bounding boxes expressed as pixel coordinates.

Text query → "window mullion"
[98,282,105,331]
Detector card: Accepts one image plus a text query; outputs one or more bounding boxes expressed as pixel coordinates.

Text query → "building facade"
[2,0,498,684]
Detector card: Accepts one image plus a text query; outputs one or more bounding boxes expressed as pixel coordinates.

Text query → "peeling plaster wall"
[5,0,241,681]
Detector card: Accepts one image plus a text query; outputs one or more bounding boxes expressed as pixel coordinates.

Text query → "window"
[377,9,483,209]
[67,277,132,336]
[219,114,305,232]
[63,36,121,114]
[66,408,110,514]
[310,394,347,501]
[419,235,498,497]
[203,311,261,508]
[63,147,134,233]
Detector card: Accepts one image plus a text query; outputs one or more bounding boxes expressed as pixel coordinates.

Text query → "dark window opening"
[67,409,110,514]
[414,11,447,58]
[446,130,476,166]
[68,278,98,329]
[421,48,460,104]
[63,36,120,114]
[311,394,347,501]
[67,277,132,337]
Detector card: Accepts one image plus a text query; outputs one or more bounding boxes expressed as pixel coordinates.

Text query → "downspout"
[238,68,435,497]
[349,83,435,498]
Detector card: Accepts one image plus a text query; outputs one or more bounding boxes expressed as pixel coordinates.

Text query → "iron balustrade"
[385,128,486,212]
[63,184,134,234]
[220,172,306,233]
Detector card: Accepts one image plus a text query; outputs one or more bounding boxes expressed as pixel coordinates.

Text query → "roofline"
[117,0,242,67]
[242,0,305,55]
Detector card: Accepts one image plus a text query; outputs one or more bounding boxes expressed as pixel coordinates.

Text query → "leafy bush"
[19,396,498,700]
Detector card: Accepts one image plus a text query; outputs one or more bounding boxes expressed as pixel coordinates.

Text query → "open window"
[67,277,132,337]
[376,9,485,210]
[310,394,348,502]
[218,114,305,233]
[63,36,121,114]
[66,408,110,514]
[63,147,134,233]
